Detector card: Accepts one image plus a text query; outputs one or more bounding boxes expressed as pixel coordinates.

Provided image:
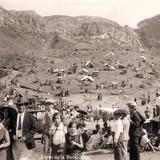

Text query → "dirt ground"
[87,152,160,160]
[32,141,160,160]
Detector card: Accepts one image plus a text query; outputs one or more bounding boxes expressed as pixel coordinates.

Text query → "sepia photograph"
[0,0,160,159]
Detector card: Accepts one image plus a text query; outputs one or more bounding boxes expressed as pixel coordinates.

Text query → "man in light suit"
[13,100,36,160]
[113,110,123,160]
[120,109,130,160]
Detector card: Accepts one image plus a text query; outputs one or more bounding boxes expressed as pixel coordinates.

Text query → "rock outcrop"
[44,15,141,47]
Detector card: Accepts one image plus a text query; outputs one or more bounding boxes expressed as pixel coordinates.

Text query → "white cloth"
[37,112,43,119]
[156,96,160,106]
[140,135,149,147]
[13,141,34,160]
[50,123,67,145]
[109,120,116,132]
[121,116,130,141]
[16,112,25,138]
[113,118,123,142]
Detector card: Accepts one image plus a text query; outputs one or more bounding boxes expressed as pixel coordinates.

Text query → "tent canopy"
[45,99,56,104]
[99,107,117,113]
[81,76,94,82]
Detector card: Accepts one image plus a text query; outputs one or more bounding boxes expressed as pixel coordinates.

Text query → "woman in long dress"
[0,111,10,160]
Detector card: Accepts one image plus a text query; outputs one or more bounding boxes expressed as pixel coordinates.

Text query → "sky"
[0,0,160,28]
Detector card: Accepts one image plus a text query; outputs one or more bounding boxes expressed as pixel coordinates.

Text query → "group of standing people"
[0,100,36,160]
[112,101,146,160]
[0,94,159,160]
[0,98,86,160]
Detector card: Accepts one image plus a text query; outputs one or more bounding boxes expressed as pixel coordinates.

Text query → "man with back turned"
[127,102,141,160]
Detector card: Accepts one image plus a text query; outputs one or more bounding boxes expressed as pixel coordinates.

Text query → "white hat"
[127,101,137,108]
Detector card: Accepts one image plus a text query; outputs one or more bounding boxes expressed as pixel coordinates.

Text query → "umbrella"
[77,110,88,115]
[77,110,88,122]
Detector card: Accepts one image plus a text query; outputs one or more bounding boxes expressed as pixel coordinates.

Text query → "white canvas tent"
[45,99,56,104]
[81,76,94,82]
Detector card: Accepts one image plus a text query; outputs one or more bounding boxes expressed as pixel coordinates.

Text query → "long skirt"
[0,149,7,160]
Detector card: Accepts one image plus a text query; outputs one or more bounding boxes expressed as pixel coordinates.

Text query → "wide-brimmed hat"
[16,99,28,106]
[121,109,129,115]
[113,109,122,116]
[127,101,137,108]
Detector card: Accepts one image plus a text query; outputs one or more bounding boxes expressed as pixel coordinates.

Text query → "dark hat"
[121,109,129,115]
[113,109,122,116]
[16,99,28,106]
[127,101,137,108]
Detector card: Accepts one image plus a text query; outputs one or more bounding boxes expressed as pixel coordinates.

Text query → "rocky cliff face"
[44,15,141,47]
[0,7,142,53]
[0,7,45,35]
[0,7,46,53]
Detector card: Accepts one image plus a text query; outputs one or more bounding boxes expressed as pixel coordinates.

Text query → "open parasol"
[77,110,88,115]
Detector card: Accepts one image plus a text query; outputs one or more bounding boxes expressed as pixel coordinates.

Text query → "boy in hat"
[113,110,123,160]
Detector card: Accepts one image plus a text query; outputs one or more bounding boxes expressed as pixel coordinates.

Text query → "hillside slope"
[44,15,141,47]
[137,14,160,49]
[0,7,142,53]
[0,7,45,54]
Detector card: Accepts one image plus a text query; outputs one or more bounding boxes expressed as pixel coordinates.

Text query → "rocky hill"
[137,14,160,50]
[0,7,46,54]
[44,15,141,47]
[0,6,144,54]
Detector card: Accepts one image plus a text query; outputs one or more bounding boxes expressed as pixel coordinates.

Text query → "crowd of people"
[0,91,160,160]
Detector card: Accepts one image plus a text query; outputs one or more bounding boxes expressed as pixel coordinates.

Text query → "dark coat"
[129,111,141,138]
[15,111,36,149]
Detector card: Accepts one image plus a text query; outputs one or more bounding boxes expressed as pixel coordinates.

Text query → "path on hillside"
[0,70,20,88]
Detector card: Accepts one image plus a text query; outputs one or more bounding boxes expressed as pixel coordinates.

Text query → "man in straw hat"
[113,109,123,160]
[127,101,141,160]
